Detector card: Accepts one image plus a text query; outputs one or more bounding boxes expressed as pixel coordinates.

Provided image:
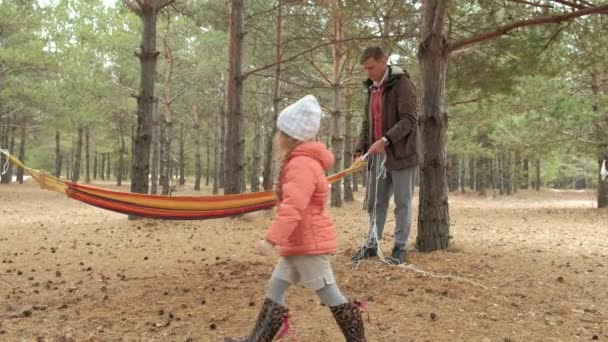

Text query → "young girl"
[224,95,366,342]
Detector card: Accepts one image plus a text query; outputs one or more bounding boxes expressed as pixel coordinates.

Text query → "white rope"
[352,152,487,289]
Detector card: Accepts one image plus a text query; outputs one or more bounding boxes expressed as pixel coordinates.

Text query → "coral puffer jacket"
[265,142,337,256]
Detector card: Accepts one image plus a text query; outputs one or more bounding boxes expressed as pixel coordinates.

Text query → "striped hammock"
[0,149,366,220]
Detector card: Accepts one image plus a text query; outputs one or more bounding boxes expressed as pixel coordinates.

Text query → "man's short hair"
[360,46,386,64]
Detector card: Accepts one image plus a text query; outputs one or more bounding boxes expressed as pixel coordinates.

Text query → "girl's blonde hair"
[275,131,301,200]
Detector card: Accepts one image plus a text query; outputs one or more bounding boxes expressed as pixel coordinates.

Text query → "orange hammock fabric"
[1,150,365,220]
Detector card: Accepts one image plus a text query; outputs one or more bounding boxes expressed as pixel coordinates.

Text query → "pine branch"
[449,4,608,52]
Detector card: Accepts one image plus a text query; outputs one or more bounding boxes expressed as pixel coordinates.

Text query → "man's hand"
[368,138,387,155]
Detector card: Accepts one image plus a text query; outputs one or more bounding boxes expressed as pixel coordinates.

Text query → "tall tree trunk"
[213,112,220,195]
[262,0,283,191]
[505,152,513,195]
[535,159,541,191]
[513,151,521,193]
[498,153,504,195]
[93,153,98,180]
[459,154,465,193]
[417,0,450,252]
[179,123,186,186]
[224,0,246,195]
[17,123,26,184]
[251,98,262,193]
[205,131,210,186]
[54,130,62,178]
[150,102,160,194]
[66,150,71,182]
[522,158,529,189]
[468,155,475,190]
[1,118,16,183]
[72,127,83,183]
[85,127,90,183]
[330,0,343,207]
[100,154,105,181]
[128,1,172,198]
[591,67,608,207]
[219,91,226,189]
[160,116,172,195]
[343,73,355,202]
[117,124,126,187]
[107,153,112,180]
[194,109,202,191]
[448,153,459,192]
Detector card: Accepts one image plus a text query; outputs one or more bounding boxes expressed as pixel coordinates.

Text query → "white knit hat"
[277,95,321,141]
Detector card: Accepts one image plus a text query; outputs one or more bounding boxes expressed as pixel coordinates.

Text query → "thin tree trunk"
[522,158,529,189]
[251,98,262,193]
[85,127,90,183]
[93,153,98,180]
[179,123,186,186]
[213,113,220,195]
[448,153,459,192]
[417,0,450,252]
[468,155,475,190]
[117,124,126,187]
[330,0,344,207]
[72,127,83,183]
[498,153,504,195]
[150,103,160,194]
[100,153,105,180]
[263,0,282,191]
[107,153,112,180]
[17,123,26,184]
[343,62,355,201]
[505,152,513,195]
[53,129,61,178]
[459,154,465,193]
[66,150,71,181]
[194,108,202,191]
[219,91,226,189]
[1,118,16,183]
[205,131,210,187]
[535,159,541,191]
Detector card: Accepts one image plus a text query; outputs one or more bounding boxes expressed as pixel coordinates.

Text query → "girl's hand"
[256,239,275,256]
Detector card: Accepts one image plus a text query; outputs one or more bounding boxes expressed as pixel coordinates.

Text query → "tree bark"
[150,102,160,194]
[17,123,26,184]
[416,0,450,252]
[343,71,355,202]
[179,123,186,186]
[127,1,174,198]
[522,158,529,189]
[330,0,344,207]
[213,110,220,195]
[72,127,83,183]
[117,124,126,187]
[205,129,210,186]
[251,97,262,193]
[459,154,466,193]
[194,108,202,191]
[535,159,541,191]
[262,0,283,191]
[448,153,459,192]
[106,153,112,180]
[224,0,246,195]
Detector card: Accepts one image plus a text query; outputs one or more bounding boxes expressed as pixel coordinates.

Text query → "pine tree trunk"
[459,154,466,193]
[591,67,608,208]
[262,1,282,191]
[151,101,160,194]
[505,152,513,195]
[535,159,541,191]
[514,152,521,193]
[66,151,71,181]
[498,153,504,195]
[72,127,83,183]
[194,116,202,191]
[2,121,16,183]
[117,125,126,187]
[469,156,476,191]
[179,124,185,186]
[224,0,246,195]
[160,117,172,195]
[213,114,220,195]
[219,95,226,189]
[416,0,450,252]
[343,65,355,202]
[106,153,112,180]
[93,153,98,180]
[330,0,343,207]
[205,131,210,186]
[52,130,61,178]
[522,158,529,189]
[477,156,487,196]
[448,153,459,192]
[251,99,262,193]
[100,154,105,180]
[17,124,26,184]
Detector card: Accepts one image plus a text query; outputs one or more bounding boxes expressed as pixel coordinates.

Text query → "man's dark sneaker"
[351,246,377,263]
[387,247,407,265]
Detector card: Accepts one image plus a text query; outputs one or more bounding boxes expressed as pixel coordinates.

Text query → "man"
[352,46,419,265]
